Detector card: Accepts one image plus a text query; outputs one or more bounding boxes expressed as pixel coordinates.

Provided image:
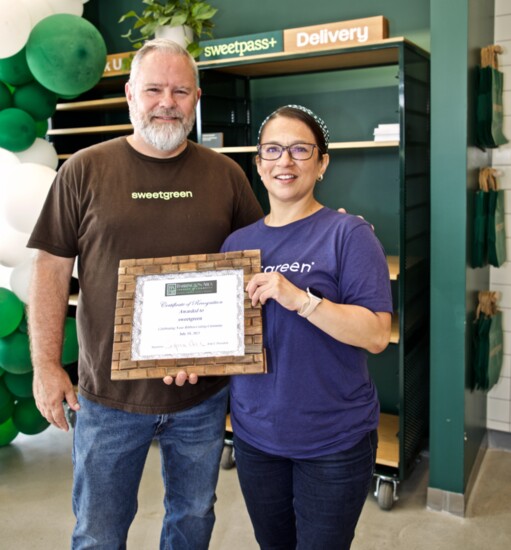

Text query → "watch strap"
[298,288,322,318]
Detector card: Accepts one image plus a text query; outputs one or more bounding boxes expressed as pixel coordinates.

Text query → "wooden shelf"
[390,315,399,344]
[226,412,399,469]
[197,37,412,77]
[54,139,396,154]
[56,97,127,111]
[211,141,398,154]
[376,413,399,468]
[47,123,133,136]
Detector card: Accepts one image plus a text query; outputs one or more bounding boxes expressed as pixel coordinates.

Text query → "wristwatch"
[298,287,323,318]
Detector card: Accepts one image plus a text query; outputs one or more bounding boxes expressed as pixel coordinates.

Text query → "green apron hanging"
[472,291,504,391]
[487,171,507,267]
[471,168,489,268]
[476,45,508,149]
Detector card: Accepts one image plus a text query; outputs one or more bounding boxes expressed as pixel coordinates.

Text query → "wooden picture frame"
[111,250,266,380]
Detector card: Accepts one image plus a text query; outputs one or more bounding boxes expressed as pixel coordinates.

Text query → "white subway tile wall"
[490,0,511,432]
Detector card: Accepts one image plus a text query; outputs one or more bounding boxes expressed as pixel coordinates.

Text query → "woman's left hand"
[246,272,306,312]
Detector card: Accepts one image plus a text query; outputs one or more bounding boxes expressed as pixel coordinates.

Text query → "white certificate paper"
[131,269,245,360]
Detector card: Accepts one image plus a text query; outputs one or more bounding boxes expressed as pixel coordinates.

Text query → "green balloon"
[13,398,49,435]
[13,81,57,121]
[17,315,28,334]
[0,288,24,338]
[62,317,79,365]
[0,108,36,152]
[0,331,33,375]
[0,48,33,87]
[35,118,49,138]
[3,371,33,399]
[0,378,15,424]
[26,14,107,97]
[0,417,19,447]
[0,81,13,110]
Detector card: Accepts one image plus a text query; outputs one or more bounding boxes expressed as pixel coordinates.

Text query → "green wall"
[430,0,493,494]
[86,0,430,54]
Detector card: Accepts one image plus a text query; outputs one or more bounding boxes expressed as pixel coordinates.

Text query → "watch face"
[308,287,323,300]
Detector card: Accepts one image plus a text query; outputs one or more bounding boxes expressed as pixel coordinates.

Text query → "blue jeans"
[71,386,228,550]
[234,430,377,550]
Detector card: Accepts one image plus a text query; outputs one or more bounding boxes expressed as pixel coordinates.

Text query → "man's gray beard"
[129,105,195,152]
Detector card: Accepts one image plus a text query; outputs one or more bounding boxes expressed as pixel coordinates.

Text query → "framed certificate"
[111,250,266,380]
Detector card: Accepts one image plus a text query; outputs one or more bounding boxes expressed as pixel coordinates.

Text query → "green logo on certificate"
[165,281,217,296]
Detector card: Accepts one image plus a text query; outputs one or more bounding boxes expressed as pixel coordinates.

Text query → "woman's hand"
[246,272,306,313]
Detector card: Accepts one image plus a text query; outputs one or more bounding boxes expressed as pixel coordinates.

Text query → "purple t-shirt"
[221,207,393,458]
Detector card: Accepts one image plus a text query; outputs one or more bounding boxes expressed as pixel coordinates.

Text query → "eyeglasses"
[257,142,317,161]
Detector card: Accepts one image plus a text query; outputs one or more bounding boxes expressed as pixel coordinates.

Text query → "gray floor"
[1,427,510,549]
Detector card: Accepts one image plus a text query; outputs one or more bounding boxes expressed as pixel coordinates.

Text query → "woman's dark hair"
[258,106,329,159]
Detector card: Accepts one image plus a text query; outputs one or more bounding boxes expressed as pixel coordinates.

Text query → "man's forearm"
[28,251,74,369]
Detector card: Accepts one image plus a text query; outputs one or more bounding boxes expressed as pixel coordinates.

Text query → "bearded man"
[27,39,263,550]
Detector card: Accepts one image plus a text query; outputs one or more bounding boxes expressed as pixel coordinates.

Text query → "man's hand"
[163,371,199,386]
[338,208,374,230]
[32,364,79,432]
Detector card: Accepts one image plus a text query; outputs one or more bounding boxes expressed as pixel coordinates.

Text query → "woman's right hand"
[246,272,307,313]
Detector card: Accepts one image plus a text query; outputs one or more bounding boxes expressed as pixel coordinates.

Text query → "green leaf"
[192,4,218,21]
[170,13,188,27]
[186,41,202,59]
[118,10,139,23]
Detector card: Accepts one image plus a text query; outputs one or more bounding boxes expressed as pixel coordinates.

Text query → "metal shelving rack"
[197,38,430,510]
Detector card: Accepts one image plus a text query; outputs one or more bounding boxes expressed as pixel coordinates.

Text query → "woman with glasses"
[221,105,393,550]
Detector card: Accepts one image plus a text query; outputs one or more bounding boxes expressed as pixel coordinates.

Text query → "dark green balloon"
[0,81,12,110]
[0,418,19,447]
[17,315,28,334]
[0,288,24,338]
[61,317,79,365]
[0,108,36,152]
[35,118,49,138]
[0,378,15,424]
[13,82,57,121]
[0,48,33,87]
[26,14,107,97]
[3,371,33,399]
[0,331,33,375]
[13,398,49,435]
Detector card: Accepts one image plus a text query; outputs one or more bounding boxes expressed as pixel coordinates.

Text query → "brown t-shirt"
[28,137,263,414]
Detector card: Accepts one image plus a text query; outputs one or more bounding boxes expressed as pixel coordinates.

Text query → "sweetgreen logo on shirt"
[131,191,193,200]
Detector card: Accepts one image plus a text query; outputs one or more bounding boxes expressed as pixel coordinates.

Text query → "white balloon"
[0,217,33,268]
[0,161,17,212]
[0,148,21,166]
[0,265,13,290]
[19,0,53,29]
[15,138,59,170]
[2,162,56,234]
[10,256,34,304]
[0,0,31,59]
[46,0,84,17]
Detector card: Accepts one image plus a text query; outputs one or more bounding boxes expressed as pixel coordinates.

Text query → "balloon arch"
[0,0,105,446]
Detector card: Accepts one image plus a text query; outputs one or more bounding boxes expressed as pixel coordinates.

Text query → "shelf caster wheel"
[220,445,236,470]
[377,481,394,510]
[374,476,398,511]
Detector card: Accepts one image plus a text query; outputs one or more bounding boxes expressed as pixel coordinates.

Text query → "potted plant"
[119,0,218,58]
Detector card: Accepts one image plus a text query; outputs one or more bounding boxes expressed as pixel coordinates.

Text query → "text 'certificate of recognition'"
[131,269,245,360]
